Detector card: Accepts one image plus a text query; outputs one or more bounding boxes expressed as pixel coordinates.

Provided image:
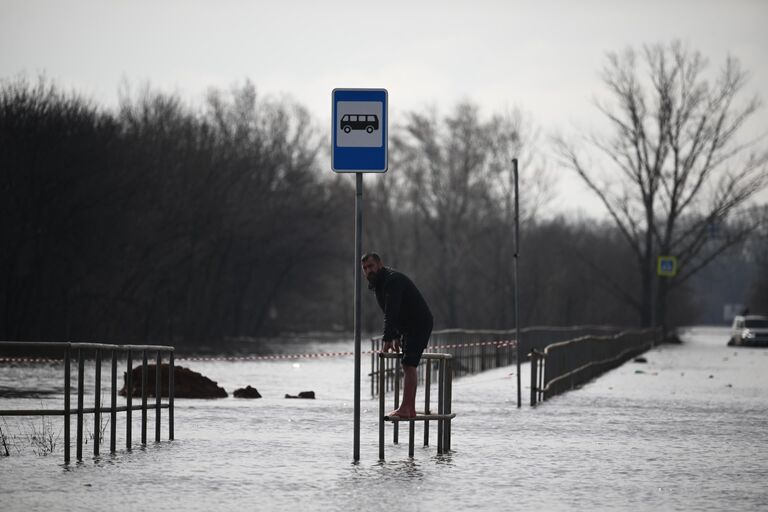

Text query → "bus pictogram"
[340,114,379,134]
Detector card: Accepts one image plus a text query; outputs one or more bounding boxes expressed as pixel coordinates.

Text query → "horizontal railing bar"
[543,328,657,353]
[543,334,597,352]
[72,343,175,352]
[72,343,175,351]
[0,404,171,416]
[0,341,174,351]
[384,413,456,422]
[380,353,453,360]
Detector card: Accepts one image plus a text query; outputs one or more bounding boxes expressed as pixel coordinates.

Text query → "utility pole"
[512,158,521,408]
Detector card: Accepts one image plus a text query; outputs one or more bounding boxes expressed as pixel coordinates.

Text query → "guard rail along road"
[369,325,628,397]
[528,328,662,405]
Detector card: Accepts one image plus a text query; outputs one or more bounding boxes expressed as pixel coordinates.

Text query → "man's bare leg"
[389,365,417,418]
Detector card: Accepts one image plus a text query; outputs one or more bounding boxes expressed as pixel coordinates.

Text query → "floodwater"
[1,327,767,511]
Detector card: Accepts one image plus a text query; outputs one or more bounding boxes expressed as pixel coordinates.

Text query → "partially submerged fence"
[529,328,660,405]
[0,341,175,463]
[369,325,625,396]
[378,352,455,460]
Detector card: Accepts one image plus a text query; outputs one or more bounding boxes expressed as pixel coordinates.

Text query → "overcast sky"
[2,0,767,216]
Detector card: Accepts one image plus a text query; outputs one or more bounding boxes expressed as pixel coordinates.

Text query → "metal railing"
[529,328,661,405]
[0,341,175,463]
[369,325,626,396]
[378,352,455,460]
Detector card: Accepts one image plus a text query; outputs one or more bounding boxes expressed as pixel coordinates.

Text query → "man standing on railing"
[362,252,433,419]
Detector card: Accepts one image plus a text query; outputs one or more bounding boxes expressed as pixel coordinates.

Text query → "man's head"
[361,252,383,284]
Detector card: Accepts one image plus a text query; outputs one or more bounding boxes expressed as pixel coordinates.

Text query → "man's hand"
[382,338,401,353]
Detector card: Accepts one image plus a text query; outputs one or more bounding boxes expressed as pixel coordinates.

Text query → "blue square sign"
[657,256,677,277]
[332,89,387,172]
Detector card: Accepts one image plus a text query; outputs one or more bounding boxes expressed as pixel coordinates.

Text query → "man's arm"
[382,275,404,343]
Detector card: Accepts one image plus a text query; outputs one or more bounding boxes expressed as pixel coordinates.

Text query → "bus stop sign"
[332,89,388,172]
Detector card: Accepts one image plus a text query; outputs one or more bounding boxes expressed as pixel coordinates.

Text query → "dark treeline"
[1,78,351,344]
[1,75,763,347]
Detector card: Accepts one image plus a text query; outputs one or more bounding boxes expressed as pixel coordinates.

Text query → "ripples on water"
[1,327,767,511]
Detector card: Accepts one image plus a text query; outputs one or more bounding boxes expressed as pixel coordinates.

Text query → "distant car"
[728,315,768,347]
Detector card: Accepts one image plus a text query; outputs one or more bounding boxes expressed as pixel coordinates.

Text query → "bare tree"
[555,41,768,328]
[389,102,548,327]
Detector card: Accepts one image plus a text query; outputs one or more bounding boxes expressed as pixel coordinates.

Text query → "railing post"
[370,338,375,398]
[126,349,132,451]
[391,354,395,392]
[169,351,174,441]
[378,354,385,461]
[155,351,161,443]
[424,360,431,447]
[141,350,148,445]
[538,353,544,403]
[408,420,415,458]
[529,350,538,406]
[393,358,400,444]
[111,349,117,453]
[437,358,444,454]
[379,359,394,391]
[94,348,101,457]
[76,348,84,461]
[445,357,453,452]
[64,344,71,464]
[541,350,548,401]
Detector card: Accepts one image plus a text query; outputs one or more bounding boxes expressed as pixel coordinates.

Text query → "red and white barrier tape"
[180,351,359,362]
[0,357,63,363]
[0,339,517,364]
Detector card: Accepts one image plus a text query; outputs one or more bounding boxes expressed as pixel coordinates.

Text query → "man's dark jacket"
[370,267,433,342]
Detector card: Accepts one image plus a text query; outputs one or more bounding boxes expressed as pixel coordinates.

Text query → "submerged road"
[1,326,766,511]
[451,325,768,510]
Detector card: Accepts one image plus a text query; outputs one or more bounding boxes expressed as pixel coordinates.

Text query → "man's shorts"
[401,323,433,367]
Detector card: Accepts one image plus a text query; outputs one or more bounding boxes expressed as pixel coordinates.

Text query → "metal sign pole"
[332,88,386,461]
[513,158,521,408]
[353,172,363,462]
